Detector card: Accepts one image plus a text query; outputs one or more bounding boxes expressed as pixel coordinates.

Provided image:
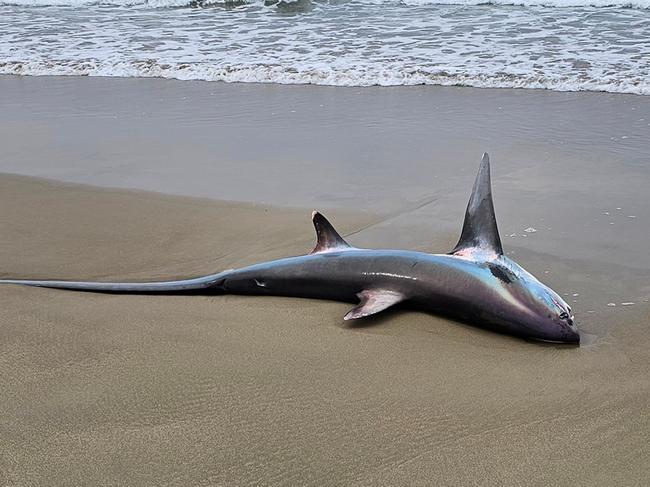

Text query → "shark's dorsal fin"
[451,153,503,257]
[344,289,404,320]
[310,211,352,254]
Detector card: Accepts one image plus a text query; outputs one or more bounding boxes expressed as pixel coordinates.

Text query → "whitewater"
[1,0,649,94]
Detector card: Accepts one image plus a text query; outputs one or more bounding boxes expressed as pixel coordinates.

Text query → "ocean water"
[1,0,649,94]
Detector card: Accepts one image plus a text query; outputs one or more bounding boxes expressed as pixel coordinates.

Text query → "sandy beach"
[0,76,649,485]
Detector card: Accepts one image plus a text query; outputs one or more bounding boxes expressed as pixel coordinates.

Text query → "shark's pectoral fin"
[344,289,404,320]
[450,153,503,257]
[310,211,353,254]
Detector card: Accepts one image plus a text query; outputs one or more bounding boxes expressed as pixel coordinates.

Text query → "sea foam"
[1,1,649,94]
[2,0,650,6]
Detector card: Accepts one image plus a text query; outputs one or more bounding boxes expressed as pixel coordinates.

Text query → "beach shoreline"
[0,75,649,485]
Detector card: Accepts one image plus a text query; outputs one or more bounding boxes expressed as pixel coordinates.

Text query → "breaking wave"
[3,60,648,95]
[2,0,649,94]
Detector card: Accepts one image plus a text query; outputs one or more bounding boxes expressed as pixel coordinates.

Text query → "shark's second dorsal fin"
[451,153,503,257]
[310,211,352,254]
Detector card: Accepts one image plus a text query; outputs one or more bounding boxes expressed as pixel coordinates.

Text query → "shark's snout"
[562,324,580,345]
[557,307,580,344]
[533,319,580,344]
[562,323,581,344]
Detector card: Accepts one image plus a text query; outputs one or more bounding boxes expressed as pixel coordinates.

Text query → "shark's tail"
[0,272,229,293]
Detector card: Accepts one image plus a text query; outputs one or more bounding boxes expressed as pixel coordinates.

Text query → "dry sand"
[0,76,649,485]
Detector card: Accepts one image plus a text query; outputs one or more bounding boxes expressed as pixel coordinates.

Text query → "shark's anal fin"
[451,152,503,257]
[310,211,352,254]
[344,289,404,320]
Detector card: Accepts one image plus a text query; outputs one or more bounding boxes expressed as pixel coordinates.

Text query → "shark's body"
[0,154,579,344]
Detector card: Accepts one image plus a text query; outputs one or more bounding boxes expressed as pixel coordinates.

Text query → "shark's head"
[451,153,579,345]
[483,257,579,344]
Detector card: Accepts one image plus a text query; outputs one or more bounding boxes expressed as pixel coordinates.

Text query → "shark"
[0,153,579,344]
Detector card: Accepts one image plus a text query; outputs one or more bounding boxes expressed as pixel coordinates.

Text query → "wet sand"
[0,76,649,485]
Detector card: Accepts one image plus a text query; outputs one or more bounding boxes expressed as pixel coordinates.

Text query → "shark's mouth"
[530,335,581,345]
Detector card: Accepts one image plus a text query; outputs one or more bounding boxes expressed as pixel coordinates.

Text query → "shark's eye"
[559,312,569,320]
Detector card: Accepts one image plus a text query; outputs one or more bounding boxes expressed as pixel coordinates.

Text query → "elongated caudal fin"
[0,272,228,293]
[451,153,503,256]
[310,211,352,254]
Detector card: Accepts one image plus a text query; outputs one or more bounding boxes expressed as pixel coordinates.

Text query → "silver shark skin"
[0,154,579,344]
